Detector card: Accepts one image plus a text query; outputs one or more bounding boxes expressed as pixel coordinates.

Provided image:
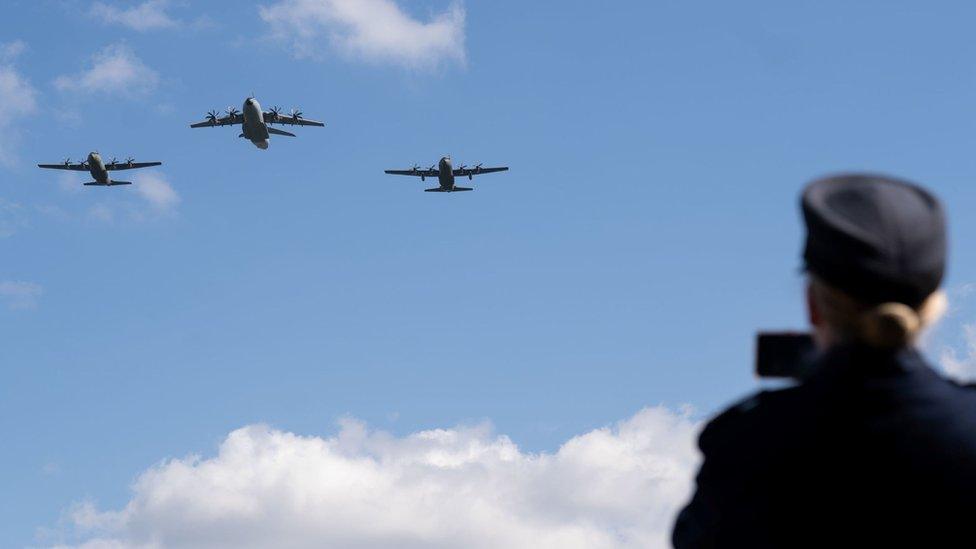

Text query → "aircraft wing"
[453,166,509,177]
[385,169,440,178]
[38,163,88,171]
[266,113,325,127]
[106,161,162,171]
[190,113,243,128]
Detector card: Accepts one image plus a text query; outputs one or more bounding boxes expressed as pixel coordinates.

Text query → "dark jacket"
[672,345,976,548]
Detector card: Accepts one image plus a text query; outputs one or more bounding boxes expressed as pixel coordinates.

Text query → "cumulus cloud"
[0,280,42,310]
[54,44,159,97]
[53,407,699,548]
[0,62,38,122]
[929,285,976,382]
[0,40,38,165]
[259,0,466,69]
[90,0,178,31]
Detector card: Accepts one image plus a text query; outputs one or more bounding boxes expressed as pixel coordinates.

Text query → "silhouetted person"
[672,174,976,548]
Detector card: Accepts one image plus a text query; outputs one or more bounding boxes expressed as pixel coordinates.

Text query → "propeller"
[269,106,283,120]
[428,164,436,171]
[457,164,475,180]
[290,108,303,120]
[410,164,421,172]
[63,157,72,167]
[75,159,87,167]
[206,110,220,124]
[125,157,135,166]
[109,157,119,167]
[474,163,483,171]
[226,107,240,117]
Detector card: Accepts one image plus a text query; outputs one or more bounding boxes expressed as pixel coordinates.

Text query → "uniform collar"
[806,343,930,381]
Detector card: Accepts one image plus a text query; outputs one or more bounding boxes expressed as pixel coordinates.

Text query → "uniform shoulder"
[927,366,976,396]
[699,385,805,451]
[944,378,976,404]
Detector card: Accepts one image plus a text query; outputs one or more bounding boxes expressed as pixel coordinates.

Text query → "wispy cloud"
[0,40,38,165]
[54,43,159,97]
[90,0,178,31]
[134,172,180,213]
[0,40,27,62]
[87,202,115,223]
[53,407,699,548]
[0,199,27,237]
[0,280,42,310]
[80,172,180,223]
[259,0,466,70]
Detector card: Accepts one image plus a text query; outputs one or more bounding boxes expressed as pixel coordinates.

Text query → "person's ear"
[807,284,821,327]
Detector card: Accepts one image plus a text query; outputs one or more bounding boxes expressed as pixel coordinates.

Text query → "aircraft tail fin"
[268,127,296,137]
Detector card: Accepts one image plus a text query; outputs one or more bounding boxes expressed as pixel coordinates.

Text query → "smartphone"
[755,332,817,380]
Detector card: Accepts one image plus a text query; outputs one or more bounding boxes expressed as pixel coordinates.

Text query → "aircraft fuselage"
[87,152,110,184]
[241,98,270,149]
[438,156,455,190]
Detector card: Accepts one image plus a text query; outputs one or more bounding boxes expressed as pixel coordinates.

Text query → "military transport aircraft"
[385,156,508,192]
[38,152,161,186]
[190,97,324,149]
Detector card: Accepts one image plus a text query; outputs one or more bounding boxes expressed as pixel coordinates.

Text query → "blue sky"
[4,1,976,547]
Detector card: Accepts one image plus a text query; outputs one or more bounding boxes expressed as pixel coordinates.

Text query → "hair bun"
[860,302,921,349]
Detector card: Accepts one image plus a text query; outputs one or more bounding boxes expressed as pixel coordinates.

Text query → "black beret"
[801,174,946,307]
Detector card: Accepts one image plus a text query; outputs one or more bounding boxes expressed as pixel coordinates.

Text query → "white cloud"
[0,40,38,165]
[0,280,42,310]
[54,44,159,97]
[134,172,180,213]
[940,323,976,382]
[52,407,699,548]
[90,1,178,31]
[259,0,466,69]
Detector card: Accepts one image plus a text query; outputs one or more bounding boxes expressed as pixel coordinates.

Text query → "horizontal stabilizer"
[268,127,296,137]
[84,181,131,186]
[424,187,473,193]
